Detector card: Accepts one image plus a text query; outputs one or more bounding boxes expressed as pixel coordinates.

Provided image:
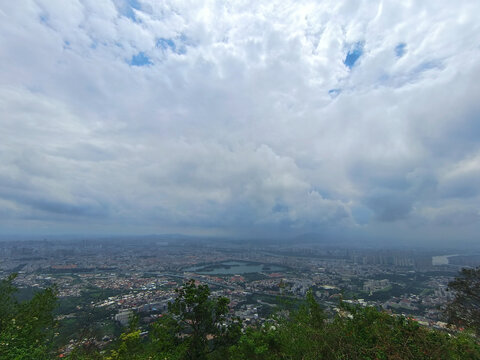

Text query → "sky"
[1,0,480,245]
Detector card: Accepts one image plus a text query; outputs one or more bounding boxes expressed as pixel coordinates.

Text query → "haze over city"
[1,0,480,246]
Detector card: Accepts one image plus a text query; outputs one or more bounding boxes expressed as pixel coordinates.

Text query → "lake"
[185,261,286,275]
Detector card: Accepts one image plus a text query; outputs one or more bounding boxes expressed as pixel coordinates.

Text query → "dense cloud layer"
[1,0,479,243]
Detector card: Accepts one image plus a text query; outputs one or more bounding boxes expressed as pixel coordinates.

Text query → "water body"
[185,261,286,275]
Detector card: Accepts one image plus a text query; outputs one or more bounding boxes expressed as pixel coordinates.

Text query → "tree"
[0,273,58,360]
[168,279,241,360]
[147,313,188,359]
[0,274,18,332]
[68,280,480,359]
[229,289,325,360]
[446,266,480,334]
[103,279,241,360]
[230,292,480,360]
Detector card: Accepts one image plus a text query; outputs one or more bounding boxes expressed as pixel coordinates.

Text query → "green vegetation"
[446,267,480,335]
[0,273,57,360]
[238,272,267,282]
[2,269,480,359]
[229,298,480,360]
[53,287,122,348]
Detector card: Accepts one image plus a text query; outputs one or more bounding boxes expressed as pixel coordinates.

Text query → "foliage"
[166,279,241,359]
[99,279,241,360]
[2,273,480,360]
[146,314,188,359]
[0,273,58,360]
[230,290,480,360]
[446,266,480,334]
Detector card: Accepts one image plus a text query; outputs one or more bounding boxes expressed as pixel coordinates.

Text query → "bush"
[0,273,58,360]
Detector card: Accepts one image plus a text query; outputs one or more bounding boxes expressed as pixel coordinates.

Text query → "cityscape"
[1,237,479,356]
[2,0,480,358]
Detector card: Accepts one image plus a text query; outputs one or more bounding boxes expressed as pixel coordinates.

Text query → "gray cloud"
[365,189,413,222]
[1,0,480,243]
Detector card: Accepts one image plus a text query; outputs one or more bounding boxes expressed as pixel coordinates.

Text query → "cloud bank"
[1,0,480,243]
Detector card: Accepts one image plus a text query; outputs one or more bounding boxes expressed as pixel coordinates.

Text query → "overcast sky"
[1,0,480,244]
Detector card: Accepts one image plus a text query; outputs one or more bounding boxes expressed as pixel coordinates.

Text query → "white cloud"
[1,0,480,242]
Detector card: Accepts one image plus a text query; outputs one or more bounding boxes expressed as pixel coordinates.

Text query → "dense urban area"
[1,237,479,357]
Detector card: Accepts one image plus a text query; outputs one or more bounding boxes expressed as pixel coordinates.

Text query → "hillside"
[1,275,479,360]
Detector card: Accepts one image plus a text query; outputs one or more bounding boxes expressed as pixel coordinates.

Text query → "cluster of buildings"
[0,238,478,349]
